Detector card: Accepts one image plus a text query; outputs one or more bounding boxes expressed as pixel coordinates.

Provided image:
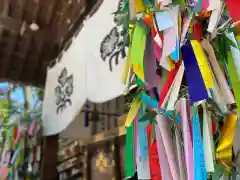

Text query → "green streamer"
[212,163,225,180]
[125,122,135,178]
[226,51,240,114]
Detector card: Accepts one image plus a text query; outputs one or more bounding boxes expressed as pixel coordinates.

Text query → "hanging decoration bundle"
[120,0,240,179]
[0,108,42,180]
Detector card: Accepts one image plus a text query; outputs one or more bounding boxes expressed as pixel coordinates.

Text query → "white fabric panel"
[42,25,88,135]
[42,0,127,136]
[85,0,127,102]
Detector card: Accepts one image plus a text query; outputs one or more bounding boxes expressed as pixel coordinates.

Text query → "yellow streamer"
[129,24,134,43]
[125,98,141,127]
[178,14,181,37]
[191,40,213,88]
[135,0,144,13]
[7,167,12,174]
[122,51,132,85]
[189,24,193,33]
[122,24,134,85]
[133,64,145,81]
[168,56,175,70]
[216,112,237,170]
[236,35,240,41]
[131,23,147,81]
[15,155,20,168]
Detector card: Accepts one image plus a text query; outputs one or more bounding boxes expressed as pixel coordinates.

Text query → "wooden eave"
[0,0,100,87]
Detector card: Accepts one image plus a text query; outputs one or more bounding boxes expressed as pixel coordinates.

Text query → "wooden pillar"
[40,134,59,180]
[82,145,90,180]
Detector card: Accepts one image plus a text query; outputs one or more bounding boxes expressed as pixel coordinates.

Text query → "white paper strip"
[166,63,184,111]
[207,0,221,11]
[207,2,223,33]
[175,127,187,180]
[158,0,172,7]
[201,39,235,104]
[227,33,240,81]
[161,63,184,109]
[202,102,215,172]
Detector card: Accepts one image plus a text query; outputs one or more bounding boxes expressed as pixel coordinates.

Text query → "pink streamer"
[178,98,194,180]
[28,120,36,136]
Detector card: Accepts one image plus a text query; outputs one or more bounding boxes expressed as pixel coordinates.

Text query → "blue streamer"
[170,39,180,61]
[10,149,20,165]
[139,105,149,159]
[194,0,202,12]
[192,105,207,180]
[137,92,181,122]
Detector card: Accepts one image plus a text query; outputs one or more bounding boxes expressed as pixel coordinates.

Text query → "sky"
[0,82,41,123]
[0,82,38,108]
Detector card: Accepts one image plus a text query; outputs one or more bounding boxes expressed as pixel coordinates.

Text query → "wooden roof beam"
[0,0,22,33]
[17,0,41,82]
[0,16,22,32]
[0,0,25,78]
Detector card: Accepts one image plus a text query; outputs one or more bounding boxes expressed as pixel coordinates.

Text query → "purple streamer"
[182,41,208,103]
[84,102,89,127]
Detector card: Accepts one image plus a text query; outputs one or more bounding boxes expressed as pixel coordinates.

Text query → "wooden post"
[40,134,59,180]
[82,145,90,180]
[112,137,121,180]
